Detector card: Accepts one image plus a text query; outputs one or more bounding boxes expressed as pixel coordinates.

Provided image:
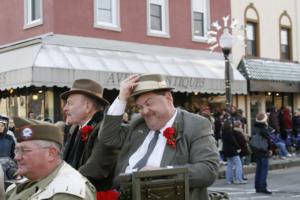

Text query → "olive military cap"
[13,117,64,145]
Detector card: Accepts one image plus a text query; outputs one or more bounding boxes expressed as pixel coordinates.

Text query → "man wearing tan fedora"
[100,74,219,200]
[5,117,96,200]
[61,79,118,196]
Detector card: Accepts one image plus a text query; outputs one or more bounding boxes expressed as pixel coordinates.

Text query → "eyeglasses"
[14,146,50,156]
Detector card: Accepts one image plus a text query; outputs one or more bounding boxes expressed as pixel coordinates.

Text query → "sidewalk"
[218,155,300,179]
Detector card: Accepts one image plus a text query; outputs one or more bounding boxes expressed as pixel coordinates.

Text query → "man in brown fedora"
[5,117,96,200]
[100,74,219,200]
[61,79,118,195]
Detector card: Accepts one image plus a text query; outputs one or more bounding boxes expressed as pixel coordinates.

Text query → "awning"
[0,35,247,94]
[238,57,300,92]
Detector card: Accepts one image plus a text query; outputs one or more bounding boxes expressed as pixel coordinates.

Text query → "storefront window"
[178,92,225,114]
[265,92,273,111]
[28,93,45,120]
[274,94,282,110]
[0,90,52,120]
[265,92,293,112]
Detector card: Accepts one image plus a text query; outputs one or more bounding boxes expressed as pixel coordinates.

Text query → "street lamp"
[219,28,233,113]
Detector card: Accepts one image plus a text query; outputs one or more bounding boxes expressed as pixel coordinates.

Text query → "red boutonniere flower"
[80,125,93,142]
[163,127,176,148]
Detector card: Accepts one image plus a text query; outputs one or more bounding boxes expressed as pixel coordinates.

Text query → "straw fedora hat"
[60,79,109,106]
[131,74,173,97]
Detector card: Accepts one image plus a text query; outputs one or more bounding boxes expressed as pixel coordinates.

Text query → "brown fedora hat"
[60,79,109,106]
[131,74,173,97]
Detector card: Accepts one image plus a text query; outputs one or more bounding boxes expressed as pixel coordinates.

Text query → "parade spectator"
[0,116,17,184]
[237,108,247,131]
[292,108,300,137]
[279,106,292,140]
[0,119,15,159]
[100,74,219,200]
[252,112,272,194]
[292,109,300,149]
[230,106,243,124]
[222,119,245,184]
[268,106,281,134]
[268,127,291,159]
[233,120,250,179]
[8,118,15,133]
[5,117,96,199]
[213,108,223,142]
[7,117,17,144]
[212,109,225,163]
[200,106,215,131]
[27,111,35,120]
[283,106,293,131]
[61,79,118,198]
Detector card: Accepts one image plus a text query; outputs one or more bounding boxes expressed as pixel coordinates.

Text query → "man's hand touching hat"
[118,74,140,102]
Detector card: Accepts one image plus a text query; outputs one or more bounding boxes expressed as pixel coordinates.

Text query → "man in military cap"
[61,79,118,194]
[5,117,96,200]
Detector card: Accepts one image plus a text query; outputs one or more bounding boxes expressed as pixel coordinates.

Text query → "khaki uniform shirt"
[5,161,96,200]
[0,165,4,200]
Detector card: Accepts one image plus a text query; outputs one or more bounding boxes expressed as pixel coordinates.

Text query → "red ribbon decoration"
[80,125,93,142]
[163,127,176,148]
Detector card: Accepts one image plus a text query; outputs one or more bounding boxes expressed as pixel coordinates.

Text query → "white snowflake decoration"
[207,15,245,52]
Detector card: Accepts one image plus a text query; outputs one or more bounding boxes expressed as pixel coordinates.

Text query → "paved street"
[210,166,300,199]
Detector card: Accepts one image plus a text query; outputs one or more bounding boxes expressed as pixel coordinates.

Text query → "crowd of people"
[0,74,220,200]
[1,73,300,199]
[198,103,300,195]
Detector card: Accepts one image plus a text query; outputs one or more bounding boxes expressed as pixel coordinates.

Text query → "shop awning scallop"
[0,35,247,94]
[238,57,300,92]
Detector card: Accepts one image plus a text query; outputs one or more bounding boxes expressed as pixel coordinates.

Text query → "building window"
[147,0,169,38]
[280,28,291,60]
[94,0,120,31]
[150,4,162,31]
[191,0,209,41]
[245,22,258,56]
[24,0,43,29]
[279,12,292,60]
[193,12,204,36]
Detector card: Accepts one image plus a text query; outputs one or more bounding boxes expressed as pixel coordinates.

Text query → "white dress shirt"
[108,98,177,173]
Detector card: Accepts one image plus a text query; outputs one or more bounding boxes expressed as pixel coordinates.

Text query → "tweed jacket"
[5,162,96,200]
[63,111,119,191]
[101,108,219,200]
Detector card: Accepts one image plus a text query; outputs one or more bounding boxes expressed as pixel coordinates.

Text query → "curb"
[217,157,300,179]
